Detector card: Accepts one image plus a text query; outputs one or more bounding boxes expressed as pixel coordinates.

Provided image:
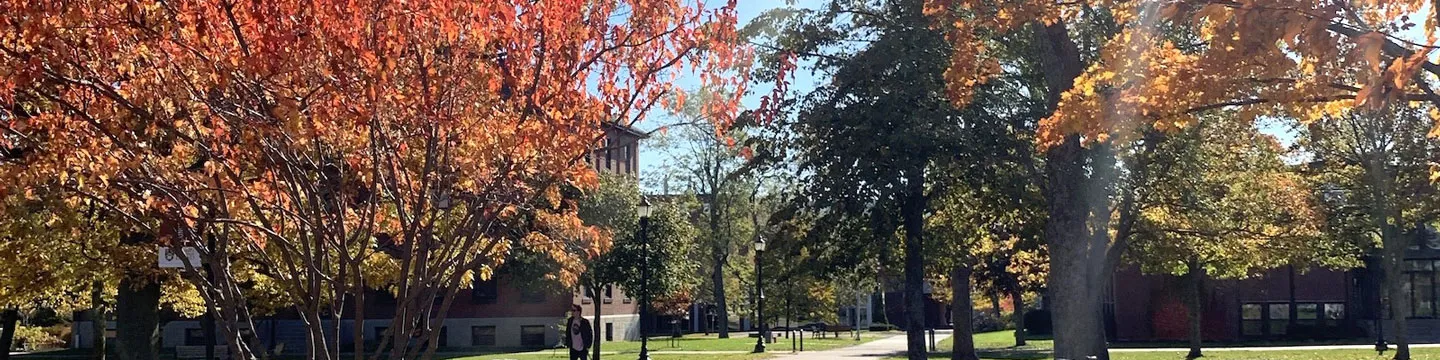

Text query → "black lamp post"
[637,197,653,360]
[753,236,767,353]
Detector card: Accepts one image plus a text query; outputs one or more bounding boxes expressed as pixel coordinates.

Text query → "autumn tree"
[925,1,1439,358]
[0,1,748,359]
[1128,116,1358,358]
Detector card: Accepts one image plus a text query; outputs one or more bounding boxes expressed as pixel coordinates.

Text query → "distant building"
[1106,226,1440,343]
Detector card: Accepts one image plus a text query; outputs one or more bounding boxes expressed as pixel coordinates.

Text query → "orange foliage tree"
[924,0,1438,359]
[0,0,748,359]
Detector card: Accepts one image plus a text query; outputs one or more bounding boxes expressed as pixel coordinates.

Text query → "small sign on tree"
[158,247,202,268]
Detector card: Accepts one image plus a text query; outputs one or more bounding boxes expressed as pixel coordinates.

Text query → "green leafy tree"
[748,1,978,356]
[577,173,700,356]
[1130,117,1360,358]
[1300,107,1440,358]
[649,89,769,338]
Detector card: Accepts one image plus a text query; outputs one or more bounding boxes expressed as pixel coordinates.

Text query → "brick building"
[1107,227,1440,343]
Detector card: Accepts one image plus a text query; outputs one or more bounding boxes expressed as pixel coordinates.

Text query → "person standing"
[566,304,594,360]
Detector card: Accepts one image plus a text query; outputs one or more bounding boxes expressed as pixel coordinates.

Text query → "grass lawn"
[12,332,895,360]
[436,331,897,360]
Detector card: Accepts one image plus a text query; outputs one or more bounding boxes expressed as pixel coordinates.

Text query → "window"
[622,145,631,173]
[605,322,614,342]
[1296,303,1319,326]
[520,326,547,347]
[581,286,593,304]
[605,139,613,170]
[1268,304,1290,335]
[1413,271,1436,318]
[1406,260,1439,318]
[1241,304,1263,336]
[1324,303,1346,326]
[520,288,547,303]
[471,326,496,346]
[603,285,613,304]
[473,278,499,304]
[185,328,205,346]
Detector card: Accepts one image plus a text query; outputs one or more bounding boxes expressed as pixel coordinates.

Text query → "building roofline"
[605,122,650,139]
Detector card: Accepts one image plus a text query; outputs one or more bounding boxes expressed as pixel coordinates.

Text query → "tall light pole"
[636,197,653,360]
[753,236,767,353]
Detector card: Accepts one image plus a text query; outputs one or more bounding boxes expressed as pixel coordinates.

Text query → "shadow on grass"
[920,347,1053,360]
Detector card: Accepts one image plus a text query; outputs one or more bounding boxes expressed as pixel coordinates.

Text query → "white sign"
[158,247,202,268]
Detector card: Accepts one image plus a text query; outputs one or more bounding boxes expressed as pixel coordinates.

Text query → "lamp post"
[753,236,767,353]
[637,197,653,360]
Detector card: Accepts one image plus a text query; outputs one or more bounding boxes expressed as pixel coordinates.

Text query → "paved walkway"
[774,330,952,360]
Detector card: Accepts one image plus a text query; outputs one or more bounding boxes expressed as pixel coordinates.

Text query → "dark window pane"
[471,326,495,346]
[1269,304,1290,320]
[473,278,498,304]
[1269,320,1288,335]
[1242,320,1263,336]
[605,322,613,342]
[185,328,205,346]
[1324,304,1345,320]
[1415,273,1436,318]
[1297,304,1318,320]
[1242,304,1262,320]
[521,326,547,347]
[521,288,546,303]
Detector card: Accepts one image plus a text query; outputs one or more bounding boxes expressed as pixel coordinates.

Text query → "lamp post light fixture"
[637,197,653,360]
[753,236,767,353]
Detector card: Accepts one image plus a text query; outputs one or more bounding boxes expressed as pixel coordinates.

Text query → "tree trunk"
[593,282,603,360]
[1010,287,1026,347]
[1185,259,1205,359]
[115,276,161,360]
[91,280,107,360]
[900,172,927,360]
[1042,138,1111,360]
[1385,237,1410,360]
[711,260,729,339]
[1034,18,1111,360]
[951,266,978,360]
[0,308,18,360]
[989,292,1002,322]
[1364,153,1409,360]
[710,195,730,339]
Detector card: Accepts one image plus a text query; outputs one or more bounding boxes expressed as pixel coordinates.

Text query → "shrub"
[13,325,64,351]
[972,309,1009,332]
[867,323,899,331]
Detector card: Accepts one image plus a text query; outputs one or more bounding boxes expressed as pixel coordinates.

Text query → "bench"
[817,325,853,338]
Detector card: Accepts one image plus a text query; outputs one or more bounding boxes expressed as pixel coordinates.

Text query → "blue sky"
[634,2,1436,182]
[634,1,822,187]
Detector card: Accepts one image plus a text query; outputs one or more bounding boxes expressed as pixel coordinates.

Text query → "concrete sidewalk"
[773,330,952,360]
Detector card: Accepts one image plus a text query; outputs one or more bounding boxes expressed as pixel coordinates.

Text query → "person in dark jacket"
[566,304,594,360]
